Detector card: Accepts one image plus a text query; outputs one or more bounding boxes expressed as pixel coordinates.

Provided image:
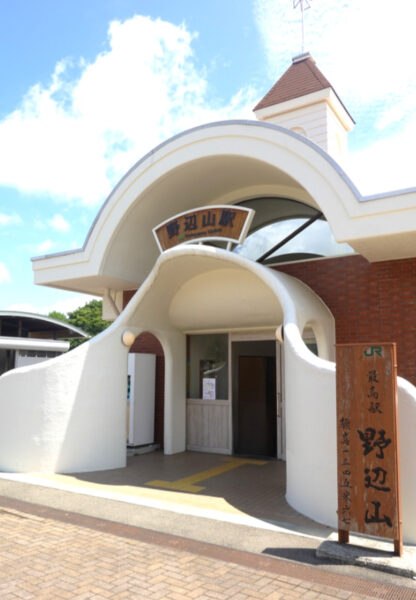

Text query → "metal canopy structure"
[0,336,69,352]
[0,311,88,340]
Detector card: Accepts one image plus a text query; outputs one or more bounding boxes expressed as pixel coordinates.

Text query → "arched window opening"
[302,326,319,357]
[232,197,354,264]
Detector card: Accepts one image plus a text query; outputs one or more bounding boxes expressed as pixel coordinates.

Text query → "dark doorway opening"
[232,340,277,458]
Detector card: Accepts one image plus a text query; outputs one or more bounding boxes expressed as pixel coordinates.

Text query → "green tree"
[48,300,110,349]
[48,310,69,324]
[67,299,110,348]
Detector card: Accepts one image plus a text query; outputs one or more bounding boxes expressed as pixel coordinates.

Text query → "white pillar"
[161,330,187,454]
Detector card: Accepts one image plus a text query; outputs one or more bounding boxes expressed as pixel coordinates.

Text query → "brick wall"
[124,291,164,447]
[274,254,416,385]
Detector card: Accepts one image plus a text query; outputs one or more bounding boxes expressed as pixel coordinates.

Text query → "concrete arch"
[32,120,364,296]
[82,120,363,261]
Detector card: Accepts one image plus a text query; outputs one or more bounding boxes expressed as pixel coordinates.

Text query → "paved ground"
[1,496,416,600]
[0,451,415,599]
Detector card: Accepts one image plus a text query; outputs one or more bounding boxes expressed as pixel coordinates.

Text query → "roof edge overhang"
[30,120,416,295]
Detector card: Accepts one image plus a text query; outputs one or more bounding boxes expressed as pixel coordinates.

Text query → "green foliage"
[48,310,69,324]
[49,299,110,349]
[67,299,110,336]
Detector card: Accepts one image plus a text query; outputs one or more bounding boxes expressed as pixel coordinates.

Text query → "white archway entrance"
[116,245,337,528]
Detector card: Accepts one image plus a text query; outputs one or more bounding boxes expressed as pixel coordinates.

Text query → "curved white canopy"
[0,310,88,339]
[32,120,416,296]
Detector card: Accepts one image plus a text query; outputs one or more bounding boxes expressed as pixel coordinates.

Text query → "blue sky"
[1,0,415,314]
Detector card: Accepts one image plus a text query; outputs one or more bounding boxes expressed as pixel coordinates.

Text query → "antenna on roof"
[293,0,312,53]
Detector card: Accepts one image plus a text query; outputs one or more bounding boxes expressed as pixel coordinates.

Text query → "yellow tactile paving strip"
[30,470,245,515]
[0,451,332,537]
[146,457,267,492]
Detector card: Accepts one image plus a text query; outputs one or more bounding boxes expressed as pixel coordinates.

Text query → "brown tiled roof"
[254,53,332,111]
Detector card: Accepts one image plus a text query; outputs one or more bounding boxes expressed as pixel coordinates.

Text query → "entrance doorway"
[128,332,165,449]
[232,339,280,458]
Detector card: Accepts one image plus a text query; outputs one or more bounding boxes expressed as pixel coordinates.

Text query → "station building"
[1,54,416,542]
[0,311,87,376]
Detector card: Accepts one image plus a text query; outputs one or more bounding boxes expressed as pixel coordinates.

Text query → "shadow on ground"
[70,450,332,538]
[263,546,340,566]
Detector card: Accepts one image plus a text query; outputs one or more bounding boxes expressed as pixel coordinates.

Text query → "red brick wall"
[124,291,164,447]
[274,255,416,385]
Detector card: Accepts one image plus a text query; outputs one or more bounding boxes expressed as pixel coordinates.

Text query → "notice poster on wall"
[202,377,216,400]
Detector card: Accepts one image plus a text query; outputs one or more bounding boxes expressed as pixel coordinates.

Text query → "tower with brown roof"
[253,52,354,164]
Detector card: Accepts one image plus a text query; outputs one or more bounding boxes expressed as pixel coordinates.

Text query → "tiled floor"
[66,451,329,536]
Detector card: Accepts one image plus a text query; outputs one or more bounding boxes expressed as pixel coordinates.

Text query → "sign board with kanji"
[336,343,402,555]
[153,206,254,252]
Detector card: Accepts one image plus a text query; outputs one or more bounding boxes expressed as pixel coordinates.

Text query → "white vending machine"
[127,353,156,447]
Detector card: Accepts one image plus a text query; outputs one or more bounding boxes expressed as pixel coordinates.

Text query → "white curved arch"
[45,120,362,260]
[33,119,416,297]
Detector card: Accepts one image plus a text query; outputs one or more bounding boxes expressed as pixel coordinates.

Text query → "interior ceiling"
[101,154,308,287]
[169,267,283,332]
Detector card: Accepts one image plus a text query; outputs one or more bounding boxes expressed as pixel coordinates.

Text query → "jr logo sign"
[364,346,383,357]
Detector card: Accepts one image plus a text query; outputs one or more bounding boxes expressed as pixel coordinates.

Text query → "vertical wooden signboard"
[336,343,402,555]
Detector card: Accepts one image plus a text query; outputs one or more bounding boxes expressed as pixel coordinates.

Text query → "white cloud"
[346,116,416,195]
[0,213,22,226]
[0,262,11,283]
[47,214,70,232]
[253,0,416,194]
[7,294,97,316]
[254,0,416,112]
[0,15,256,207]
[35,239,55,254]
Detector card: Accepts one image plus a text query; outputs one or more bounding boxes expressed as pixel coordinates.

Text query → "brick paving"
[0,498,415,600]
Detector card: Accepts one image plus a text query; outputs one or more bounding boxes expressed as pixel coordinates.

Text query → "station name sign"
[336,342,402,555]
[153,205,254,253]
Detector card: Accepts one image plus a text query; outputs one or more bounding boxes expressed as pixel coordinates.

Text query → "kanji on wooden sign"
[336,343,402,556]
